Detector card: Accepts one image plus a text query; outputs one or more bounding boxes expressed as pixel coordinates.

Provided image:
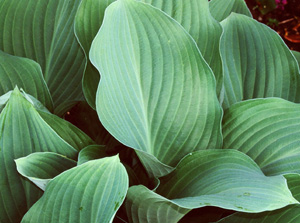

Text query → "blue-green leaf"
[22,156,129,223]
[90,0,222,176]
[220,13,300,109]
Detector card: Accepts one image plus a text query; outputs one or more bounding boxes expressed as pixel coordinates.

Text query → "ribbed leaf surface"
[125,150,298,223]
[15,152,76,191]
[217,174,300,223]
[0,0,85,108]
[220,13,300,109]
[38,110,95,151]
[126,185,190,223]
[0,88,80,222]
[22,156,129,223]
[223,98,300,176]
[209,0,252,22]
[138,0,223,97]
[90,0,222,172]
[75,0,116,108]
[77,145,107,165]
[0,51,53,110]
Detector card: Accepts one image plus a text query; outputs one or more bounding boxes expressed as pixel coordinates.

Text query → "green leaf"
[22,155,129,223]
[15,152,76,191]
[126,185,190,223]
[220,13,300,109]
[138,0,223,98]
[217,205,300,223]
[90,0,222,174]
[156,149,297,211]
[0,91,12,113]
[0,50,53,111]
[0,88,94,222]
[222,98,300,176]
[209,0,252,22]
[125,150,298,223]
[0,88,82,222]
[77,145,107,165]
[37,109,95,151]
[75,0,116,109]
[0,0,85,109]
[292,50,300,66]
[217,174,300,223]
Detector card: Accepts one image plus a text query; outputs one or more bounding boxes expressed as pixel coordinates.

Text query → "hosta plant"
[1,0,300,222]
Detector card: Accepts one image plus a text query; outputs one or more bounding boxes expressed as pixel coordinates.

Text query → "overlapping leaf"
[22,156,129,223]
[15,152,77,190]
[125,150,298,223]
[138,0,223,97]
[217,174,300,222]
[0,0,85,109]
[0,88,93,222]
[75,0,116,108]
[209,0,252,22]
[77,145,107,165]
[90,0,222,176]
[0,50,53,110]
[223,98,300,176]
[220,13,300,109]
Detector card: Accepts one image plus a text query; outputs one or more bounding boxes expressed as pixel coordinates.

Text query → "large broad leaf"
[22,155,129,223]
[90,0,222,175]
[138,0,223,98]
[125,150,298,223]
[15,152,77,191]
[209,0,252,22]
[0,0,85,109]
[223,98,300,176]
[217,174,300,223]
[75,0,116,109]
[0,50,53,111]
[220,13,300,109]
[0,88,93,222]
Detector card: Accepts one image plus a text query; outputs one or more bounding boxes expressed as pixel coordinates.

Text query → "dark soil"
[245,0,300,51]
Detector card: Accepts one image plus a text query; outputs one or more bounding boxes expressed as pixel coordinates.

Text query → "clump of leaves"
[1,0,300,222]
